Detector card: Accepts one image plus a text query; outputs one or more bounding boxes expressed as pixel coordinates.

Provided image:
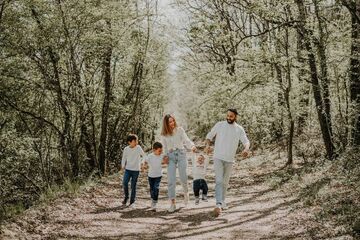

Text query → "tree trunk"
[350,2,360,146]
[313,0,334,149]
[284,16,294,165]
[98,20,112,176]
[343,0,360,146]
[0,0,8,27]
[296,16,309,135]
[31,7,77,176]
[274,63,285,140]
[81,123,97,171]
[295,0,336,159]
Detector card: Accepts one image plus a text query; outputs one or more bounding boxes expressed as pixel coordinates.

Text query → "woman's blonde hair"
[161,114,177,136]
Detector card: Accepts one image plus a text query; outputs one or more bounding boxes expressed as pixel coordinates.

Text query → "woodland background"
[0,0,359,236]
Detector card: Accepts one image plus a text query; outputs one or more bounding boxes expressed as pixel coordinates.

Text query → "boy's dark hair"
[127,134,138,143]
[228,108,238,116]
[153,142,163,150]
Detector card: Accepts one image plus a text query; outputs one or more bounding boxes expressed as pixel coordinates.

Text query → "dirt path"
[1,151,347,240]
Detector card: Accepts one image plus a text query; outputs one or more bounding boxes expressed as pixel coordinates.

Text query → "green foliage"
[0,119,42,221]
[38,177,91,203]
[178,0,354,154]
[277,148,360,236]
[0,0,168,222]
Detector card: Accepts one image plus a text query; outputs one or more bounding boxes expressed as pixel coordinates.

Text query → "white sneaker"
[168,203,176,213]
[151,205,157,212]
[195,198,200,205]
[202,195,208,202]
[151,201,157,211]
[222,202,229,210]
[129,203,136,209]
[184,192,189,206]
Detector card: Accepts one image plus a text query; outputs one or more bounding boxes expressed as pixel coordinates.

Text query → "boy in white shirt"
[192,153,209,205]
[141,142,168,211]
[121,134,146,208]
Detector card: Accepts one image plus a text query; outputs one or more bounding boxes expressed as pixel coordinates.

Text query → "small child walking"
[141,142,168,211]
[121,134,146,208]
[192,153,209,205]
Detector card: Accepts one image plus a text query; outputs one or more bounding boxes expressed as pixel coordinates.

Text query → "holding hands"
[204,139,213,155]
[141,162,149,173]
[241,142,251,159]
[204,146,213,155]
[162,156,169,165]
[241,149,251,159]
[191,146,197,153]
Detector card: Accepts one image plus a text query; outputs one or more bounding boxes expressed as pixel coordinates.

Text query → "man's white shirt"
[206,121,250,162]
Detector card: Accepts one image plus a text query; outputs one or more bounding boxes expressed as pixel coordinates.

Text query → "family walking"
[120,108,250,216]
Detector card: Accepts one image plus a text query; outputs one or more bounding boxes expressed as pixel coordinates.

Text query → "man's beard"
[226,119,235,124]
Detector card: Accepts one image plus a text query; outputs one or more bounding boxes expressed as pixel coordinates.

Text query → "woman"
[161,114,196,213]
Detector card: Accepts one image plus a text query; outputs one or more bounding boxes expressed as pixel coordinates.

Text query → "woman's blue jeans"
[167,149,188,200]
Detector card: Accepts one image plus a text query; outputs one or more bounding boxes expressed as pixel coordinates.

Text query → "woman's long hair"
[161,114,177,136]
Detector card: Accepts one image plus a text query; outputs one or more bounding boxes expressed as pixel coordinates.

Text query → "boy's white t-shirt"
[191,153,208,180]
[143,153,164,178]
[121,145,145,171]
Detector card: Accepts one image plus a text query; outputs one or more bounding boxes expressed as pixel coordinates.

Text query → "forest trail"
[2,150,333,240]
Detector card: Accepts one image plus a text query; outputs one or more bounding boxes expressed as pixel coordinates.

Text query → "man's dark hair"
[228,108,238,116]
[127,134,138,143]
[153,142,163,150]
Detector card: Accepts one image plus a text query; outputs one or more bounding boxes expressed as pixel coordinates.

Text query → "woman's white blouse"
[160,127,194,154]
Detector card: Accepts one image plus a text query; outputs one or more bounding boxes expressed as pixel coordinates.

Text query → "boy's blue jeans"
[122,169,139,204]
[148,176,162,202]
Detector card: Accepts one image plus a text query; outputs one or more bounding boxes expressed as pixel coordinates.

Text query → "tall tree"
[342,0,360,146]
[295,0,336,159]
[98,20,113,176]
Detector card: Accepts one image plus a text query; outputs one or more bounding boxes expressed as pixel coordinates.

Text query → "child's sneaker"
[168,203,176,213]
[202,195,208,202]
[122,198,128,206]
[129,202,136,209]
[195,197,200,205]
[151,201,157,211]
